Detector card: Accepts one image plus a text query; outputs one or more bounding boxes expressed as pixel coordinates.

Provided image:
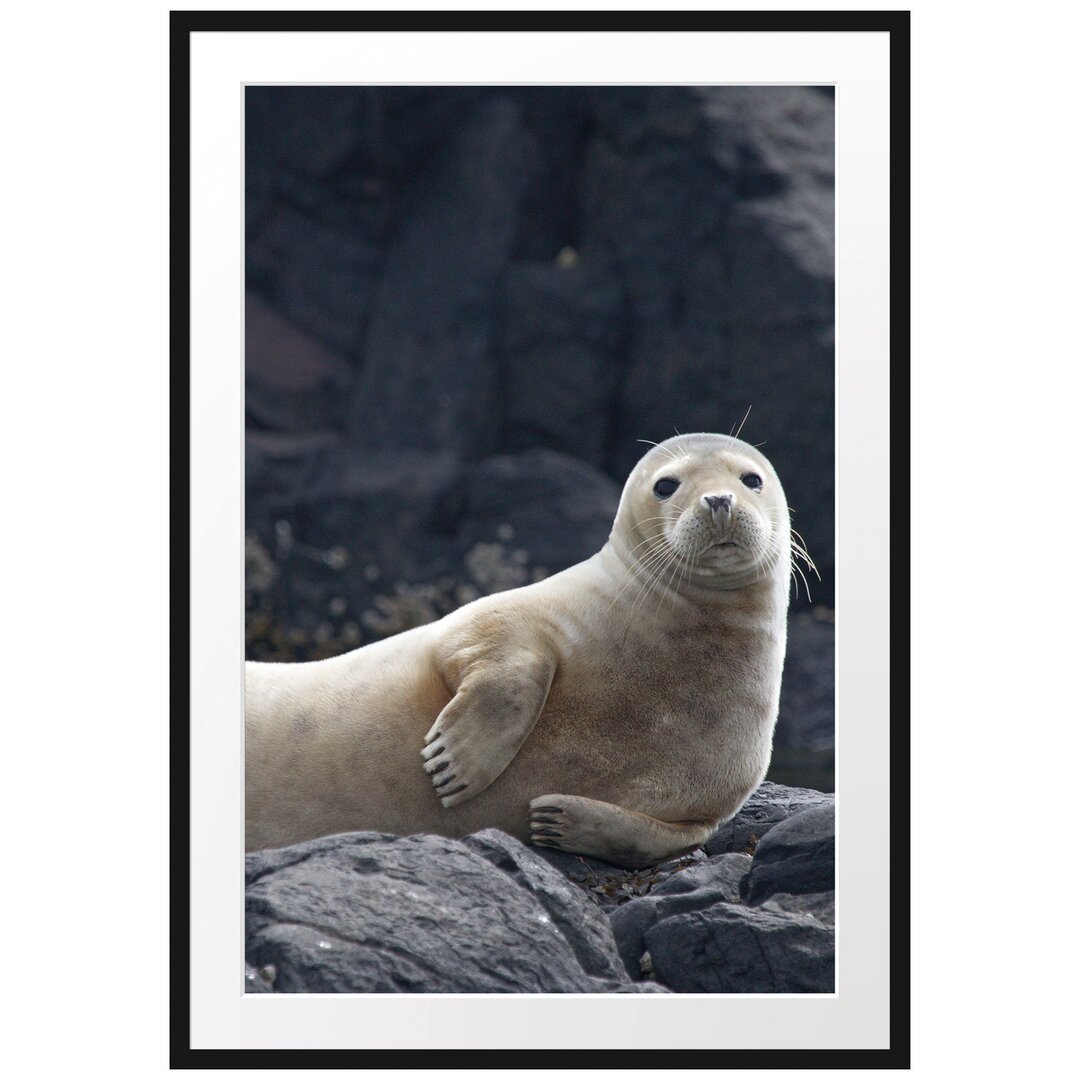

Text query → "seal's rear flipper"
[529,794,720,868]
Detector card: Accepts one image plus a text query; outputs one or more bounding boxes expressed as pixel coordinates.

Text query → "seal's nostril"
[705,494,733,514]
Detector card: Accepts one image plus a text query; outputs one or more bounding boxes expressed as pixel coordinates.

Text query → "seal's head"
[613,433,793,592]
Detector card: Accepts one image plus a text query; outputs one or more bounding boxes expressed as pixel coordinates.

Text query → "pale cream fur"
[246,433,792,867]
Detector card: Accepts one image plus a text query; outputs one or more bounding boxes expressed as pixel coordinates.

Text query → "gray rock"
[244,448,468,658]
[498,260,625,470]
[645,893,834,993]
[245,449,620,662]
[245,87,368,186]
[608,853,751,979]
[346,98,534,459]
[696,86,834,282]
[743,803,835,903]
[245,829,631,993]
[245,292,355,435]
[242,783,836,994]
[247,447,461,521]
[650,852,752,903]
[762,890,835,925]
[769,613,834,791]
[243,962,276,993]
[247,201,383,361]
[704,781,834,856]
[461,829,628,981]
[776,614,834,751]
[455,450,621,577]
[245,87,487,354]
[530,845,710,908]
[245,87,366,238]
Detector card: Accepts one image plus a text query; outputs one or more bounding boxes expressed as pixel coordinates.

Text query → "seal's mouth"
[707,541,739,552]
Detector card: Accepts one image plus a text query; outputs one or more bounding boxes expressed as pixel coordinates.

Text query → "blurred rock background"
[245,86,834,790]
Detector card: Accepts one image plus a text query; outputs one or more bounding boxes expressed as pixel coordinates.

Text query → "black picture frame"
[171,8,910,1068]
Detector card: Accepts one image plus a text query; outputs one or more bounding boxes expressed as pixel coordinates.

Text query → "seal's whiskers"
[608,536,671,608]
[624,543,682,635]
[635,438,682,465]
[730,404,753,440]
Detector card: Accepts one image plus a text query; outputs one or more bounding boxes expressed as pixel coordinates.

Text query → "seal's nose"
[703,494,734,517]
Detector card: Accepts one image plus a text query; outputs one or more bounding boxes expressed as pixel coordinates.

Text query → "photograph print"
[243,83,837,996]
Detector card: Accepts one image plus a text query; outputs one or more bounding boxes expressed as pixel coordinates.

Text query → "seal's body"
[246,433,792,866]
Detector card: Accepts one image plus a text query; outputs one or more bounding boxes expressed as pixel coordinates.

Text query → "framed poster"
[173,9,908,1066]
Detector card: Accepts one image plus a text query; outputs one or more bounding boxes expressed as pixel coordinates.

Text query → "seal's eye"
[653,477,680,499]
[741,472,763,491]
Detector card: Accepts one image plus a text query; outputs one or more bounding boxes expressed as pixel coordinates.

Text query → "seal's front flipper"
[421,645,556,808]
[529,794,719,868]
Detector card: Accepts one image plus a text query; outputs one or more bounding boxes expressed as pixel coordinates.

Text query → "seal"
[245,433,800,866]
